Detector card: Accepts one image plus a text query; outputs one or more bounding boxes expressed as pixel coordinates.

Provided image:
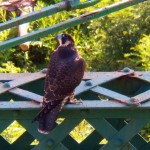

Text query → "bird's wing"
[70,57,85,86]
[43,54,85,104]
[33,48,85,115]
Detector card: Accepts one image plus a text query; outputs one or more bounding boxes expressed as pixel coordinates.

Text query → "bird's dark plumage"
[32,33,85,134]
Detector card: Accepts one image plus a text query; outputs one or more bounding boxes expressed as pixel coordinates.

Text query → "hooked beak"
[56,34,62,45]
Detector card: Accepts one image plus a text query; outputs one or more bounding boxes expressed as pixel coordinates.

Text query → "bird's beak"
[56,34,62,45]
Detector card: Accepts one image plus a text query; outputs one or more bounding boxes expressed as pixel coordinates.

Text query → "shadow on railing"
[0,70,150,149]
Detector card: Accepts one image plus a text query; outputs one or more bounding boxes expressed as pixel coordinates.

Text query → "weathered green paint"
[0,120,14,132]
[1,109,150,149]
[12,132,35,150]
[0,71,149,149]
[0,137,12,150]
[101,118,150,150]
[0,0,148,50]
[131,134,148,149]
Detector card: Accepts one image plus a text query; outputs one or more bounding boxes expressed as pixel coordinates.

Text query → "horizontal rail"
[0,0,100,31]
[1,100,150,110]
[1,71,145,80]
[0,72,148,82]
[0,0,148,50]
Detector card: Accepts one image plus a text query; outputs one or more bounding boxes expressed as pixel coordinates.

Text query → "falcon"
[32,33,85,134]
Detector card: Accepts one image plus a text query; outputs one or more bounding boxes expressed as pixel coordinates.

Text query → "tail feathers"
[32,101,62,134]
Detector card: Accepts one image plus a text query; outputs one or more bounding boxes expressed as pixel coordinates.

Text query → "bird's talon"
[68,99,82,104]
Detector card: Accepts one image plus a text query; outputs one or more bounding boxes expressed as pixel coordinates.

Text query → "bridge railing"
[0,70,150,150]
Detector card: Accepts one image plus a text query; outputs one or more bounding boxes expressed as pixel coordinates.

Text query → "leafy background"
[0,0,150,146]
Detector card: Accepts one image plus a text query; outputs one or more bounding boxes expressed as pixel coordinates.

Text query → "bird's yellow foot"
[68,98,82,104]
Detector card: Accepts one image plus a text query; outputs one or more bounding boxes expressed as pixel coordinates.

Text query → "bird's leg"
[68,92,82,104]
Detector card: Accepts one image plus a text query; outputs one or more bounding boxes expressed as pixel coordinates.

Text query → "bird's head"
[56,33,74,46]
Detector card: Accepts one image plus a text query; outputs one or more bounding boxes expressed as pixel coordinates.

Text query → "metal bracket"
[65,0,100,10]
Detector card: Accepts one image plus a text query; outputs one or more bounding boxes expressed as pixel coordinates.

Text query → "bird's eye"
[62,34,67,39]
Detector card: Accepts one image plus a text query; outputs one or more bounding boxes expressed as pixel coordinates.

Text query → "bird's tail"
[32,100,62,134]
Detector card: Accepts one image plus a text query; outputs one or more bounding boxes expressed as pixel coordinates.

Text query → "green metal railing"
[0,71,150,150]
[0,0,150,149]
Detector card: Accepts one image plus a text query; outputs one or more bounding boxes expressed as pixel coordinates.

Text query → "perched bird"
[32,33,85,134]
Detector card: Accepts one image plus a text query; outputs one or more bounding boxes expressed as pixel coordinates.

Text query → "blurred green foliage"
[0,0,150,72]
[125,35,150,70]
[0,0,150,145]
